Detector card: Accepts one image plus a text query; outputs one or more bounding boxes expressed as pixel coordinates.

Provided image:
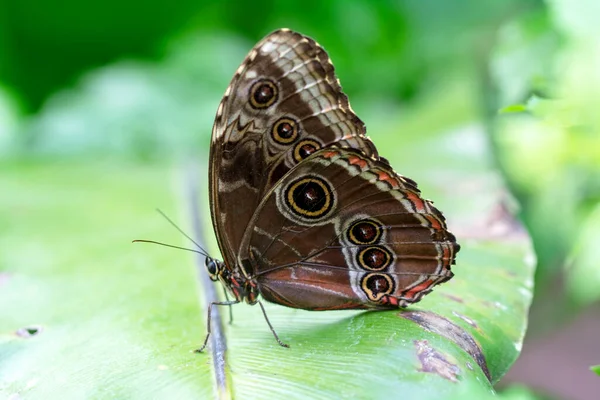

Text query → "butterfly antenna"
[155,209,211,255]
[132,239,208,257]
[132,209,211,258]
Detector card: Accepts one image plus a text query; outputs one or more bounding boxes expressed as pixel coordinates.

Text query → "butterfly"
[200,28,460,350]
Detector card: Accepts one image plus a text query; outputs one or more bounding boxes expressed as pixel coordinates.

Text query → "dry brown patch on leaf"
[401,310,491,381]
[414,339,460,382]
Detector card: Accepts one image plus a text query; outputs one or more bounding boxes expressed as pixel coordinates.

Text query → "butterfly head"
[205,257,224,282]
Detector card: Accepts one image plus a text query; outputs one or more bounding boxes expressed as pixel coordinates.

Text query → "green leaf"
[499,384,546,400]
[0,85,22,158]
[14,35,245,160]
[0,105,535,398]
[498,104,529,114]
[566,204,600,305]
[0,162,214,397]
[592,365,600,376]
[492,0,600,295]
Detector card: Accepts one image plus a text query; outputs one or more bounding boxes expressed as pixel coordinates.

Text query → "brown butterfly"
[201,28,459,350]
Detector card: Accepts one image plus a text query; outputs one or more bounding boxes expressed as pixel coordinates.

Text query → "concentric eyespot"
[249,79,278,109]
[293,139,321,162]
[361,273,395,302]
[284,176,334,220]
[272,117,299,144]
[356,246,392,271]
[347,219,382,245]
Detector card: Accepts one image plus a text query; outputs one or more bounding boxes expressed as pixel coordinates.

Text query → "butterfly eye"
[205,258,219,280]
[249,79,278,109]
[272,118,299,144]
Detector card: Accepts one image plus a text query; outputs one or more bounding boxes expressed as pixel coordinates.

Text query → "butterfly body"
[204,29,459,347]
[205,257,259,304]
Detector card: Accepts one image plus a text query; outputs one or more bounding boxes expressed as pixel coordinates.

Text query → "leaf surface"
[0,105,535,398]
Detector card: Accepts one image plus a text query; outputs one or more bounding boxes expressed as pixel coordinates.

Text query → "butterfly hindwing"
[239,148,459,310]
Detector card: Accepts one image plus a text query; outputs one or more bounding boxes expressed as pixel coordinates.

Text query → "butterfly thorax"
[206,257,259,305]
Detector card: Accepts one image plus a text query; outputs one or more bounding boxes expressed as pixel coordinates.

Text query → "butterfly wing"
[210,29,376,266]
[240,148,460,310]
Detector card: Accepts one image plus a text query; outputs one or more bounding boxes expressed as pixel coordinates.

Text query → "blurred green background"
[1,0,599,399]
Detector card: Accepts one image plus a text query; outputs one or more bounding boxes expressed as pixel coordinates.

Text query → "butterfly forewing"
[209,29,377,266]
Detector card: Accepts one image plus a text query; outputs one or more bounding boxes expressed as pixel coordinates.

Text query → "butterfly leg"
[222,286,234,325]
[258,301,289,348]
[195,300,239,353]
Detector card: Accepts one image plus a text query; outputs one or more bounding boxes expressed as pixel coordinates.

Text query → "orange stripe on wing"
[406,191,426,212]
[322,150,339,158]
[403,279,434,299]
[376,170,399,188]
[423,214,443,230]
[348,155,368,169]
[382,295,399,307]
[442,244,451,261]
